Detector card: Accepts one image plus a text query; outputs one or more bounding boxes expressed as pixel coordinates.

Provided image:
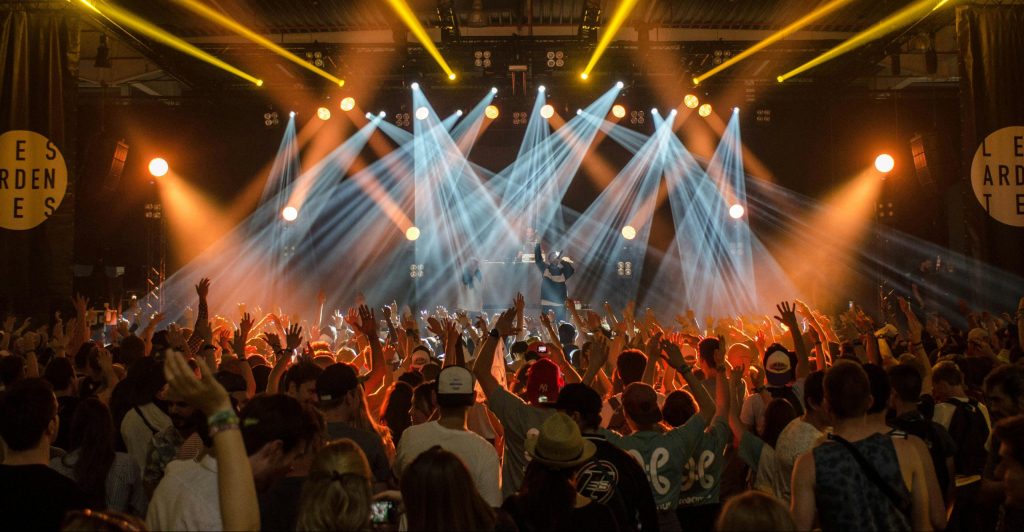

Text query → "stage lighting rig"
[875,154,895,173]
[340,97,356,112]
[485,105,500,119]
[612,105,626,118]
[263,110,280,128]
[755,109,771,123]
[684,94,700,109]
[394,111,411,127]
[629,110,645,125]
[316,107,332,121]
[473,50,493,69]
[409,264,425,278]
[415,107,429,121]
[616,261,633,278]
[512,111,528,126]
[698,104,713,118]
[579,4,601,44]
[545,50,568,70]
[148,158,169,177]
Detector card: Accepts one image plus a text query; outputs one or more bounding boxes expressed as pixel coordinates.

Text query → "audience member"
[295,439,373,532]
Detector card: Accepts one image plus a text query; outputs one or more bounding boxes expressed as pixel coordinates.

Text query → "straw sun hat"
[525,412,596,469]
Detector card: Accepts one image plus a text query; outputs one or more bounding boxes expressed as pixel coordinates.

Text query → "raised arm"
[350,305,386,394]
[540,312,581,384]
[661,339,715,423]
[472,307,516,397]
[899,297,933,395]
[188,278,213,354]
[775,302,811,378]
[641,331,663,386]
[164,350,259,531]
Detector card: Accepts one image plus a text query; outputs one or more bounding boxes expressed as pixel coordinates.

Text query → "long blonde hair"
[296,439,373,532]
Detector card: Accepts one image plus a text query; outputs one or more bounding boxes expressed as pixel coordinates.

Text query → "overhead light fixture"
[316,107,331,120]
[485,105,500,119]
[612,104,626,118]
[415,107,429,121]
[698,104,712,117]
[340,97,356,112]
[684,94,700,109]
[540,104,555,119]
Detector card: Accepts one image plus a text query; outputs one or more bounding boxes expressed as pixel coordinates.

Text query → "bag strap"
[827,433,911,517]
[134,405,160,435]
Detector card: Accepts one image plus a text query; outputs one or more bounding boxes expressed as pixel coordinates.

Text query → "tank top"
[812,432,911,532]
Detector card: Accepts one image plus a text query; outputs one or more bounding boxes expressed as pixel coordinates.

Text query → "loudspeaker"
[910,132,954,189]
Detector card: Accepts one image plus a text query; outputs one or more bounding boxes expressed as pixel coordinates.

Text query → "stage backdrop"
[957,5,1024,301]
[0,5,79,315]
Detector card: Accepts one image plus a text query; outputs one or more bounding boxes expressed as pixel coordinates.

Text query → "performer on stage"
[534,242,574,322]
[458,257,483,313]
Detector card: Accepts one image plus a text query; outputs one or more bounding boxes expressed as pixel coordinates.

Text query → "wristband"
[208,422,240,438]
[207,409,239,427]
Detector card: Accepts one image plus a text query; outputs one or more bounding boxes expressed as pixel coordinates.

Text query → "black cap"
[316,363,360,402]
[550,383,602,416]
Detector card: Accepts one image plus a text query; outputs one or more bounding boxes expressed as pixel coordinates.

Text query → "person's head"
[985,364,1024,420]
[118,335,145,369]
[164,388,201,434]
[436,366,475,412]
[397,369,425,389]
[410,380,437,425]
[0,378,58,453]
[420,362,441,383]
[400,446,496,532]
[824,360,872,421]
[888,364,923,408]
[551,383,603,432]
[931,360,964,402]
[520,412,596,527]
[380,381,413,441]
[726,343,755,369]
[316,363,362,418]
[66,398,116,508]
[215,369,249,411]
[995,415,1024,509]
[762,398,799,447]
[615,349,647,387]
[763,344,798,387]
[662,390,698,427]
[863,364,890,415]
[125,356,165,407]
[524,357,563,406]
[715,490,796,531]
[296,439,373,532]
[558,322,576,346]
[61,509,148,532]
[804,370,826,414]
[0,354,26,386]
[622,382,663,430]
[241,394,320,491]
[410,346,431,371]
[697,337,721,371]
[284,361,323,408]
[43,357,77,395]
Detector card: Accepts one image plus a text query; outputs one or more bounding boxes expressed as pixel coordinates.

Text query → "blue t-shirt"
[677,418,731,507]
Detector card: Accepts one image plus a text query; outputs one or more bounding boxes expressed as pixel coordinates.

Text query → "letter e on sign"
[971,126,1024,227]
[0,130,68,230]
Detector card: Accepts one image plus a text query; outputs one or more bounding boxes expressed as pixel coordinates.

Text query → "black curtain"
[0,5,79,315]
[956,5,1024,304]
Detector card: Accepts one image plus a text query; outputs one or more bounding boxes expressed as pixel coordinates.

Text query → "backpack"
[890,412,952,492]
[944,397,989,476]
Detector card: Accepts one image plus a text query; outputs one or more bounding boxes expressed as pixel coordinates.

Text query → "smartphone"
[370,500,398,525]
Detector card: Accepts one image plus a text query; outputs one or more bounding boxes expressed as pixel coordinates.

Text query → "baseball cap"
[525,358,563,406]
[764,345,796,387]
[622,382,662,425]
[437,366,475,407]
[316,363,361,402]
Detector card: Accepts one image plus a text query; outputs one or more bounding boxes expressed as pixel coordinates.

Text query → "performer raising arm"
[535,241,575,322]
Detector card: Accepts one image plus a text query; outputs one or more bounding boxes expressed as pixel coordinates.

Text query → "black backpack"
[944,397,989,476]
[890,412,952,492]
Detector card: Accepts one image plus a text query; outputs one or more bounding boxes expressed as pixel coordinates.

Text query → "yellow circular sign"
[971,126,1024,227]
[0,130,68,230]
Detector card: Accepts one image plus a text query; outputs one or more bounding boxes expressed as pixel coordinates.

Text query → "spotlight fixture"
[512,111,527,126]
[491,87,498,94]
[616,81,624,89]
[316,107,331,120]
[289,111,296,117]
[340,97,356,112]
[365,112,373,119]
[263,110,279,127]
[621,225,637,240]
[409,264,425,279]
[545,49,567,69]
[305,49,325,68]
[728,204,745,219]
[456,109,463,116]
[410,82,420,90]
[629,110,646,125]
[651,107,659,114]
[755,109,771,123]
[148,157,169,178]
[485,105,500,119]
[281,206,298,222]
[540,104,555,119]
[448,73,457,80]
[538,85,546,93]
[576,109,582,115]
[612,104,626,118]
[378,110,386,117]
[473,49,493,69]
[394,112,411,127]
[415,107,429,121]
[405,226,421,241]
[580,72,589,80]
[733,107,740,113]
[616,261,633,278]
[697,103,712,118]
[684,94,700,109]
[874,153,895,173]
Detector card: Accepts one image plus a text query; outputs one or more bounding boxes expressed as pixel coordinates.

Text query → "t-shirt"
[577,432,659,532]
[737,431,785,496]
[395,421,502,507]
[0,463,87,532]
[603,415,708,511]
[258,475,305,532]
[325,422,392,485]
[773,418,825,503]
[121,403,172,472]
[503,495,619,532]
[600,390,667,430]
[740,378,806,434]
[146,455,221,531]
[677,418,731,508]
[50,450,148,516]
[486,387,555,498]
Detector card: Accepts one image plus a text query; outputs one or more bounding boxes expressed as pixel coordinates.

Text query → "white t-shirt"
[147,454,221,531]
[739,378,806,435]
[773,418,825,503]
[932,395,992,432]
[394,421,502,507]
[121,403,172,472]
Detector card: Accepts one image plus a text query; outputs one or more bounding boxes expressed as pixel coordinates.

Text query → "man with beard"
[143,389,207,495]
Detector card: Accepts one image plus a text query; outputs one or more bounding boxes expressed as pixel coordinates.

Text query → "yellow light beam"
[581,0,641,79]
[172,0,344,87]
[777,0,954,82]
[385,0,456,80]
[78,0,262,86]
[693,0,858,85]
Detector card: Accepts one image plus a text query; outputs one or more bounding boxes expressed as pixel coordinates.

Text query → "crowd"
[1,277,1023,532]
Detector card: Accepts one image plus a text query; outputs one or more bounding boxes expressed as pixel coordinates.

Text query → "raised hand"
[195,278,211,298]
[232,312,254,356]
[356,305,378,339]
[513,292,525,313]
[163,350,231,416]
[263,332,283,353]
[774,301,799,329]
[660,339,689,371]
[73,294,90,316]
[590,333,610,369]
[494,308,517,337]
[284,324,303,350]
